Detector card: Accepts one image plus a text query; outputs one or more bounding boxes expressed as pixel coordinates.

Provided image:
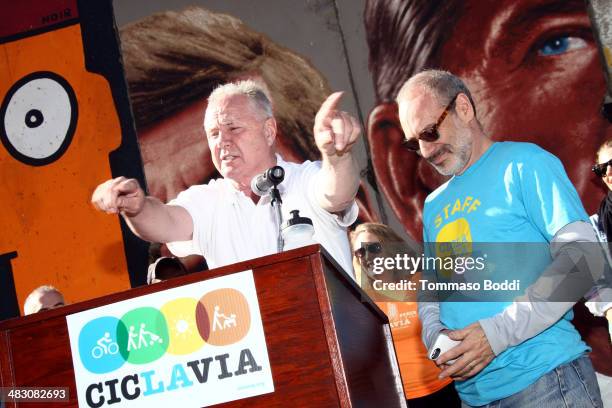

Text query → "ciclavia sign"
[66,270,274,407]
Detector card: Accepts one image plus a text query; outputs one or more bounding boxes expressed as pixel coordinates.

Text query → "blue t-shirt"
[422,142,589,406]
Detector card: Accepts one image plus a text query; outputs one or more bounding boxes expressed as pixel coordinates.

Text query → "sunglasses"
[353,242,382,259]
[592,159,612,177]
[402,94,459,152]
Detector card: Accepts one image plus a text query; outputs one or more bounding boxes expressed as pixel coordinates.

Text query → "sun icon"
[161,297,205,355]
[172,314,192,339]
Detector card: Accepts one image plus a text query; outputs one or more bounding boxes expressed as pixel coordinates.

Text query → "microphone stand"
[269,185,284,252]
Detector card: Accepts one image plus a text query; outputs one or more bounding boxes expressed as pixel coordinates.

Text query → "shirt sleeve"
[165,185,213,257]
[585,288,612,317]
[479,149,594,355]
[419,223,444,350]
[518,148,589,241]
[303,160,358,227]
[480,221,604,355]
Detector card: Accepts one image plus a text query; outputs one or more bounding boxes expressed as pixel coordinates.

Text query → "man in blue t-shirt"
[396,70,604,407]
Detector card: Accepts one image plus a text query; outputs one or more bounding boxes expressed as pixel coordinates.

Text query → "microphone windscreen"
[251,174,266,196]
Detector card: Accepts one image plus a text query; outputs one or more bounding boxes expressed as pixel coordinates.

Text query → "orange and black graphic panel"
[0,0,148,320]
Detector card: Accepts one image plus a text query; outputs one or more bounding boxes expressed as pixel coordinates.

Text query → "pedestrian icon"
[127,323,164,351]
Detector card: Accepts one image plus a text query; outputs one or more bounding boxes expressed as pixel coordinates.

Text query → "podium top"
[0,244,385,329]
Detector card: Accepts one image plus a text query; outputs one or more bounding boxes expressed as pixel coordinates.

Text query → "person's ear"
[367,102,446,242]
[456,93,475,123]
[264,117,277,146]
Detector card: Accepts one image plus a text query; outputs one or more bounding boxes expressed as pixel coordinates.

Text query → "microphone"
[251,166,285,196]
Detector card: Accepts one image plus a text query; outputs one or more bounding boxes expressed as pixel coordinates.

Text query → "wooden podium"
[0,245,406,407]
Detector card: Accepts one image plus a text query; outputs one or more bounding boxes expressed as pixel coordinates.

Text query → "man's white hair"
[23,285,64,315]
[208,80,273,119]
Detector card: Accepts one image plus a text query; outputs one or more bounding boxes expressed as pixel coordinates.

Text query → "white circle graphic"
[3,77,73,160]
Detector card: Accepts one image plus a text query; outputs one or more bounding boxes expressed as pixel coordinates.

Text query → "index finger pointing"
[315,91,344,123]
[115,178,140,194]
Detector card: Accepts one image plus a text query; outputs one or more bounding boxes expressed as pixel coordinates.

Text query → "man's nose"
[606,163,612,177]
[419,139,436,158]
[219,129,232,146]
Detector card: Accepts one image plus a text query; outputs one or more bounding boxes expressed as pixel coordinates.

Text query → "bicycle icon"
[91,332,119,359]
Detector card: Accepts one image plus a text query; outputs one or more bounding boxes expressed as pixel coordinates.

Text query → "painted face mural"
[365,0,612,376]
[0,0,147,318]
[118,6,378,222]
[365,0,612,242]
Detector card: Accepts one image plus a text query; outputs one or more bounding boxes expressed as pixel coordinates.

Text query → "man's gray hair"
[208,80,273,119]
[397,69,477,116]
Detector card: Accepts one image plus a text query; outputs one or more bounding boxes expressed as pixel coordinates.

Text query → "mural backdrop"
[113,0,611,376]
[0,0,147,320]
[0,0,609,379]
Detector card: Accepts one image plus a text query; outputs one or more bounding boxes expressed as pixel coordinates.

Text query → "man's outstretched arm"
[91,176,193,243]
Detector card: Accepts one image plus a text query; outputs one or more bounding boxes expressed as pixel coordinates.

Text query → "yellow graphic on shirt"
[436,218,472,244]
[429,196,483,278]
[434,196,481,228]
[435,218,473,278]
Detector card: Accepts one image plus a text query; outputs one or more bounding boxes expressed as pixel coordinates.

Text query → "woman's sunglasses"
[402,94,459,152]
[353,242,382,259]
[592,159,612,177]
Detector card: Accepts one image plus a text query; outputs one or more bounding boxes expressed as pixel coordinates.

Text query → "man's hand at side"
[436,322,495,381]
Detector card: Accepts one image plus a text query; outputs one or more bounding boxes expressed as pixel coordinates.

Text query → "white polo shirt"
[166,155,358,276]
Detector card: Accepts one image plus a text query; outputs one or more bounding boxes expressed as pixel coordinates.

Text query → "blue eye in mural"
[538,35,587,57]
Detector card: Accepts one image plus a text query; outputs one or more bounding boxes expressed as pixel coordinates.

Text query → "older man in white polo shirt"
[92,80,361,274]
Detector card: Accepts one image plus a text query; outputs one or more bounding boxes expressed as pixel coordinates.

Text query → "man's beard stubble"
[428,139,472,176]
